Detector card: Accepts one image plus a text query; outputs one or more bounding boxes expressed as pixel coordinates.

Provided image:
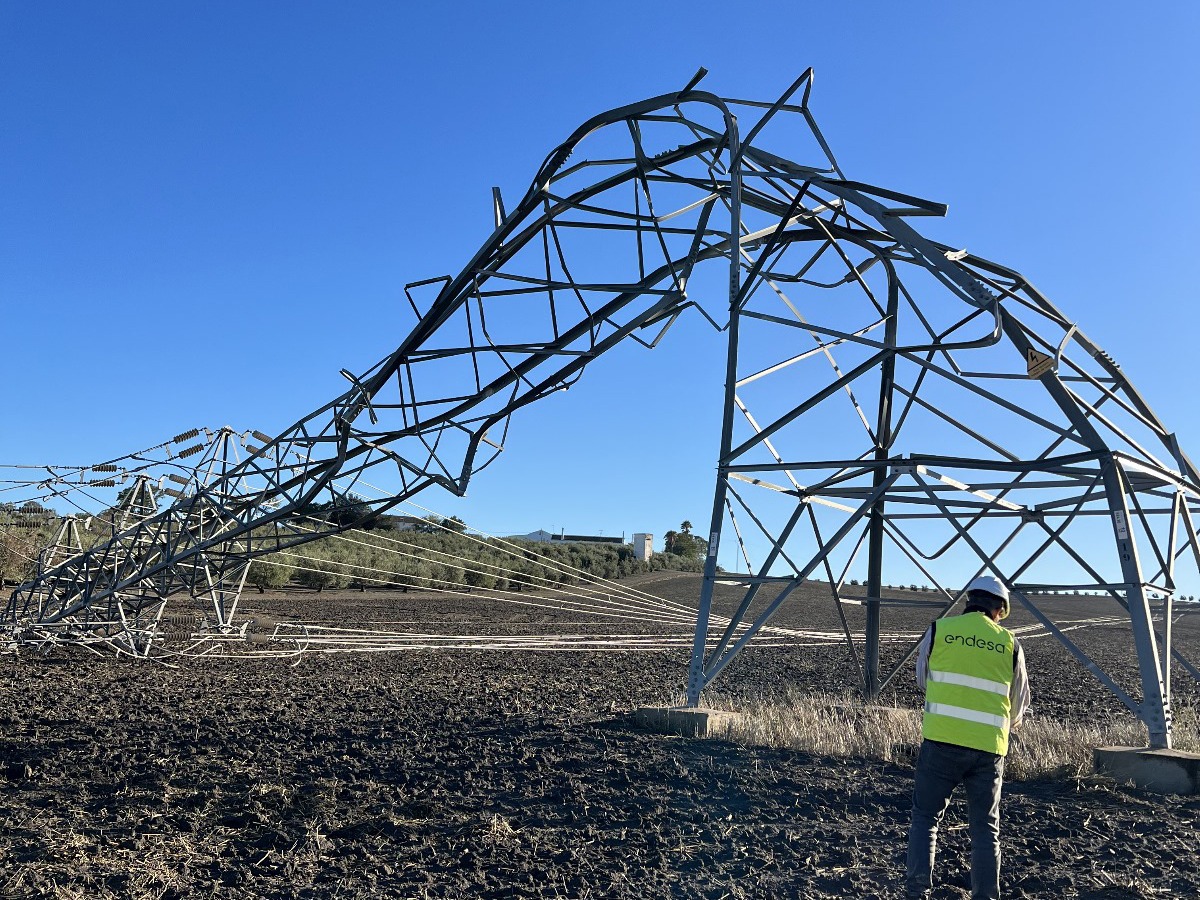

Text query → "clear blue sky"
[3,2,1198,571]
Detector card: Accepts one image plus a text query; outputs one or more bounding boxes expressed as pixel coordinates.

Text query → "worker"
[905,575,1031,900]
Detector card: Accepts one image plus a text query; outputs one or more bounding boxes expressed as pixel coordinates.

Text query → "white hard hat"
[966,575,1010,619]
[967,575,1009,602]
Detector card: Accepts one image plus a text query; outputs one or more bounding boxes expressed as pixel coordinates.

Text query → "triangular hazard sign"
[1027,348,1054,378]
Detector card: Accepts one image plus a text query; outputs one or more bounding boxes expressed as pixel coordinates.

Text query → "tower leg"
[1104,462,1171,748]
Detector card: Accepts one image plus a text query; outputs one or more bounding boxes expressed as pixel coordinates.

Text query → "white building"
[630,533,653,562]
[516,529,653,561]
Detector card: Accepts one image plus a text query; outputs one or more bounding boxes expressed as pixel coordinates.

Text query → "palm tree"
[680,520,693,535]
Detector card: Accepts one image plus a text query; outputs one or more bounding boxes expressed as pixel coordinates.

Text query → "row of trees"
[248,528,706,593]
[1,500,709,595]
[17,506,1191,603]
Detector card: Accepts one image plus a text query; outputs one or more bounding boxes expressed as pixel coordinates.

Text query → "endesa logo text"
[943,633,1007,653]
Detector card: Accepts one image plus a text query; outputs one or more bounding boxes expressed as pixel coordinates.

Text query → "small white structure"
[515,530,652,559]
[631,533,653,562]
[388,515,428,532]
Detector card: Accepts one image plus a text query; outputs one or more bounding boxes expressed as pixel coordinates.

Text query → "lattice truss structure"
[6,70,1198,745]
[2,427,289,653]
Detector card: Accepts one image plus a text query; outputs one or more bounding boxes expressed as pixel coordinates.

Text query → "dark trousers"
[905,739,1004,900]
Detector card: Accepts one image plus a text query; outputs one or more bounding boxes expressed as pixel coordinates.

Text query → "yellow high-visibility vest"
[922,612,1016,756]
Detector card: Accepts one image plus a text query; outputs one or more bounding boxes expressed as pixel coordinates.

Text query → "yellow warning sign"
[1026,348,1054,378]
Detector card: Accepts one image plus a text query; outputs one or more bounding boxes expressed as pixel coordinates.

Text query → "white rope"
[346,485,699,612]
[262,554,699,626]
[397,495,700,609]
[288,516,694,623]
[270,528,800,637]
[277,531,687,623]
[302,495,699,615]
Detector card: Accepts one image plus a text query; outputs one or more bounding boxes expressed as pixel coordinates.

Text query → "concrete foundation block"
[632,706,741,739]
[1094,746,1200,794]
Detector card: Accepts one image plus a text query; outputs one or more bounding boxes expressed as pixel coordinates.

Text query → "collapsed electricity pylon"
[6,70,1198,746]
[4,427,276,652]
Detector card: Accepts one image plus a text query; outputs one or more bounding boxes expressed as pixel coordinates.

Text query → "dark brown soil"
[2,573,1198,898]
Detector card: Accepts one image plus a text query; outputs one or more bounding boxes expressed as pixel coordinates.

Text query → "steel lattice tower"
[7,70,1197,747]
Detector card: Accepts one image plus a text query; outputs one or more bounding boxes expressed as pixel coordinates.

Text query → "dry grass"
[695,687,1200,781]
[481,813,522,849]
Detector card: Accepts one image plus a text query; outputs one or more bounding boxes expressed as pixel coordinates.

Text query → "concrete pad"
[632,706,741,739]
[1094,746,1200,794]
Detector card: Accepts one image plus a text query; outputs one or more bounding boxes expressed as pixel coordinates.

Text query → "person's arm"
[914,626,932,691]
[1010,639,1031,728]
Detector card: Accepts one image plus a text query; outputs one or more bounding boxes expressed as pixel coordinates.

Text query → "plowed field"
[2,573,1198,898]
